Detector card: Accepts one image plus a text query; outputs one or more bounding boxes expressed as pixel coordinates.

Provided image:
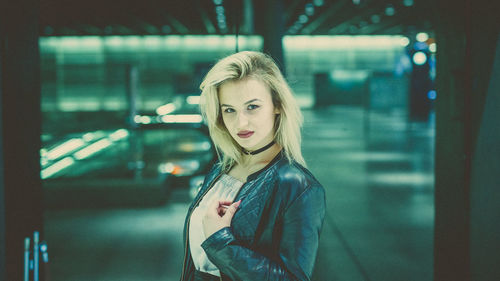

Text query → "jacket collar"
[246,149,285,181]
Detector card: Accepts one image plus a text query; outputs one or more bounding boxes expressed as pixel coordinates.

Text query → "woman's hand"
[202,200,241,238]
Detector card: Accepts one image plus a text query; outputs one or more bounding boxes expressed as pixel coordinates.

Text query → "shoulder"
[200,162,223,188]
[274,160,324,204]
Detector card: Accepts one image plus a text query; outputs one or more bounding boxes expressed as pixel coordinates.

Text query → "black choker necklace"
[243,140,276,155]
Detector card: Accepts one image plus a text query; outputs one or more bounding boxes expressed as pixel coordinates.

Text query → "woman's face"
[219,78,280,151]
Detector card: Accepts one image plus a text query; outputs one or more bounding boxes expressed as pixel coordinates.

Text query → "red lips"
[237,130,254,138]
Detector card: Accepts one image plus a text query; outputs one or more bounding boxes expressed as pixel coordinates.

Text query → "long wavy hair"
[199,51,305,171]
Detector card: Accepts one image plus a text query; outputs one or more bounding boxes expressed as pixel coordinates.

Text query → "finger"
[222,200,241,222]
[217,200,236,216]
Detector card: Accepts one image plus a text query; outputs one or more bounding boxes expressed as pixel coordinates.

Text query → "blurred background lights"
[371,14,381,23]
[106,36,123,47]
[186,96,201,105]
[413,51,427,65]
[400,36,410,47]
[158,162,175,174]
[427,90,437,100]
[215,5,224,13]
[313,0,324,6]
[144,36,161,47]
[429,42,437,53]
[160,114,203,123]
[73,139,112,160]
[414,41,428,51]
[47,138,85,160]
[305,3,315,16]
[134,115,152,124]
[416,32,429,42]
[403,0,414,7]
[41,157,75,179]
[156,103,176,115]
[352,0,361,5]
[385,5,395,16]
[109,129,129,141]
[299,14,309,24]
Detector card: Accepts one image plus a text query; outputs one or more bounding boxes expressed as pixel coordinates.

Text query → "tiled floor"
[44,106,434,281]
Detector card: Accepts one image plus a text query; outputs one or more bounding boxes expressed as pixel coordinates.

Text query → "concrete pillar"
[434,0,500,280]
[262,0,286,74]
[0,0,43,280]
[469,33,500,281]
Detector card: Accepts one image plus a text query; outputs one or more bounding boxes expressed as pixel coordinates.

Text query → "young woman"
[180,51,326,281]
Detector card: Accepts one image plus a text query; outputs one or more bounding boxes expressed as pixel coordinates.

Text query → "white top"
[189,173,244,277]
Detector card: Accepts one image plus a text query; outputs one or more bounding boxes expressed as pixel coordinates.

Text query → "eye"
[223,107,235,113]
[247,104,260,110]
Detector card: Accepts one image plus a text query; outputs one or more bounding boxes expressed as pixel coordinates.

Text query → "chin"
[235,138,260,150]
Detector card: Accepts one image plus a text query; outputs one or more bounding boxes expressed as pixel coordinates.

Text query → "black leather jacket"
[180,151,326,281]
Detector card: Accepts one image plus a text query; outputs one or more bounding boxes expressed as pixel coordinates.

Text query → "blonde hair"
[199,51,305,171]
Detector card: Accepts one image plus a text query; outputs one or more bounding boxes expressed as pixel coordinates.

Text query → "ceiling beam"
[301,0,350,34]
[360,15,404,34]
[327,2,385,34]
[163,12,189,34]
[196,0,217,34]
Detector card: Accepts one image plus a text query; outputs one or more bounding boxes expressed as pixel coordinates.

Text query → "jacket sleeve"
[200,184,326,281]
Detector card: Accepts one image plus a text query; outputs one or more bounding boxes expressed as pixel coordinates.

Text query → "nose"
[236,111,249,128]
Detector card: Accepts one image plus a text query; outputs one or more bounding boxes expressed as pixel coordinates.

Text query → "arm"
[201,185,326,281]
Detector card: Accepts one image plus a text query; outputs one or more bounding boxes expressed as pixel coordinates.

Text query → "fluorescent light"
[144,36,162,47]
[134,115,152,124]
[41,157,75,179]
[109,129,129,141]
[124,36,141,47]
[156,103,176,115]
[370,172,433,186]
[73,139,112,160]
[105,36,123,47]
[160,114,203,123]
[400,36,410,47]
[186,96,201,105]
[46,138,86,160]
[82,131,106,142]
[284,35,407,50]
[338,152,412,161]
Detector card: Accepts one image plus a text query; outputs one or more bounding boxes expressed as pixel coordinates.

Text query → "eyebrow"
[221,98,262,107]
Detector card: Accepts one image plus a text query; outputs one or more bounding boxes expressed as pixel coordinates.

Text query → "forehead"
[218,78,272,105]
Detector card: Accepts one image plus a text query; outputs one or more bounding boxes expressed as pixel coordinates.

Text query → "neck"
[241,142,281,167]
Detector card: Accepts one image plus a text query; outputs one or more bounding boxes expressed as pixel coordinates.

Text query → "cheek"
[256,112,276,131]
[221,115,234,131]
